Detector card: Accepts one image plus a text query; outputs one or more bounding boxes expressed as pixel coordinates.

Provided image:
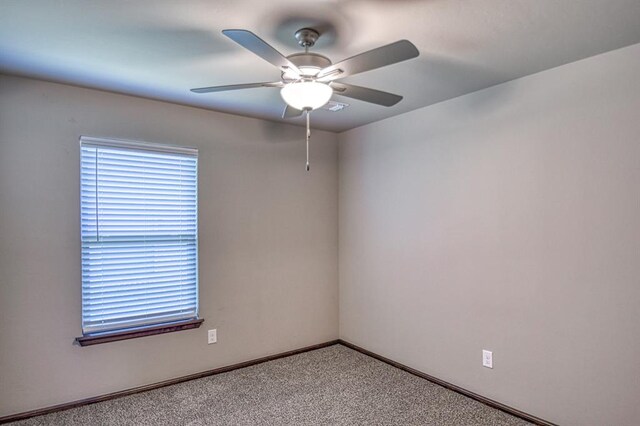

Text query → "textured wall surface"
[338,43,640,426]
[0,75,339,417]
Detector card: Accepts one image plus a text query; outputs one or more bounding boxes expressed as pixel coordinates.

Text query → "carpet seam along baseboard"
[0,339,556,425]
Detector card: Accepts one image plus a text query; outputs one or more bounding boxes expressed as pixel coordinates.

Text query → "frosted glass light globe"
[280,82,333,111]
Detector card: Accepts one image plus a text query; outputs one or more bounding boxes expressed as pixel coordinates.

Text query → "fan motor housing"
[283,53,332,80]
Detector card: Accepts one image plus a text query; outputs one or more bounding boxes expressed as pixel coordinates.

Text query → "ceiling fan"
[191,28,419,170]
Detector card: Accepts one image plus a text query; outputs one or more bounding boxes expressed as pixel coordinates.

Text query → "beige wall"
[0,75,339,417]
[338,43,640,426]
[3,41,640,424]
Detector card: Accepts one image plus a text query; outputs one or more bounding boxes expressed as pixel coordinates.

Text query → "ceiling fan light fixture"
[280,81,333,111]
[193,29,419,171]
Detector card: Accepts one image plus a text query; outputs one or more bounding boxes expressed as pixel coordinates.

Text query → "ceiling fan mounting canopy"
[294,28,320,48]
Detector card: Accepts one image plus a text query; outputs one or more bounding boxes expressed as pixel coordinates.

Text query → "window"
[78,137,200,344]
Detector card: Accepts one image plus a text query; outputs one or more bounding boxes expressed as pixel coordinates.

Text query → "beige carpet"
[12,344,531,425]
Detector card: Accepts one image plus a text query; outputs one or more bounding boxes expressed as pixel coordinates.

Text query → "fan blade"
[282,105,304,119]
[317,40,419,81]
[191,82,282,94]
[331,82,402,107]
[222,29,301,76]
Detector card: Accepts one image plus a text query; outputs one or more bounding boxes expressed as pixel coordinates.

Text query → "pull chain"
[305,108,311,171]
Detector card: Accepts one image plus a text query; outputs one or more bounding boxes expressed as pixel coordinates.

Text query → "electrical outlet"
[207,329,217,344]
[482,350,493,368]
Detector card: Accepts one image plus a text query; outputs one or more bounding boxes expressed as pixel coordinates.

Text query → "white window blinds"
[80,137,198,334]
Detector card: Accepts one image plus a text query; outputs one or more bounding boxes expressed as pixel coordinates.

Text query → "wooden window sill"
[75,318,204,347]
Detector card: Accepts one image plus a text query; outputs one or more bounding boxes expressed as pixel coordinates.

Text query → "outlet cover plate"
[208,329,217,344]
[482,350,493,368]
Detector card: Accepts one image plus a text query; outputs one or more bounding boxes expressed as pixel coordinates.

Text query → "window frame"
[75,136,202,346]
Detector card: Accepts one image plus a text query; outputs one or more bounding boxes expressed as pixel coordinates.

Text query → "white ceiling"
[1,0,639,132]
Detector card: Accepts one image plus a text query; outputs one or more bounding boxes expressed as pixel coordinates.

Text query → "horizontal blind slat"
[83,287,196,303]
[82,252,196,264]
[83,293,197,312]
[82,278,197,294]
[84,301,197,320]
[85,308,197,324]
